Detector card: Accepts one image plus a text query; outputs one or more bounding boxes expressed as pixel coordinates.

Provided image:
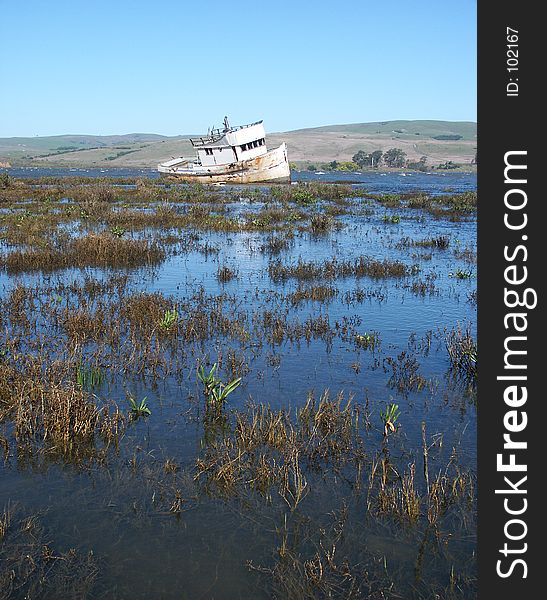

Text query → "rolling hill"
[0,120,476,169]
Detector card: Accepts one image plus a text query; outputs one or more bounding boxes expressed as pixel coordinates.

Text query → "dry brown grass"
[287,285,337,306]
[216,264,238,283]
[269,256,415,282]
[0,360,124,461]
[195,391,361,500]
[1,232,165,273]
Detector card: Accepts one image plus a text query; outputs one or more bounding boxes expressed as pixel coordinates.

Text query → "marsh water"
[0,170,477,598]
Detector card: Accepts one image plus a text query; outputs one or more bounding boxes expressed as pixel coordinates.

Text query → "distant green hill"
[0,120,476,169]
[288,120,476,141]
[1,133,170,152]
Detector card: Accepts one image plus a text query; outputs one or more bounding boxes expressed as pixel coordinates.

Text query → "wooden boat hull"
[158,143,290,184]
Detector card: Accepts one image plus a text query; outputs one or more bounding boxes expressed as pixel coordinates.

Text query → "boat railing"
[190,120,263,147]
[190,132,225,147]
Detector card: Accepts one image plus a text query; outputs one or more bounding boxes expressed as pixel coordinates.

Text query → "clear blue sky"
[1,0,476,137]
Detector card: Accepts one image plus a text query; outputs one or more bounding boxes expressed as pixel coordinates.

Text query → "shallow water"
[0,172,477,598]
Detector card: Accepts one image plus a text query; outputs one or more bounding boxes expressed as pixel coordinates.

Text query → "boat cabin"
[190,119,268,167]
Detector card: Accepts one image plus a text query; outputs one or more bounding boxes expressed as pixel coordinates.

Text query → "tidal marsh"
[0,171,477,599]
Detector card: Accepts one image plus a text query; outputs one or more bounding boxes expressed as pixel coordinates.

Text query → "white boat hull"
[158,143,290,184]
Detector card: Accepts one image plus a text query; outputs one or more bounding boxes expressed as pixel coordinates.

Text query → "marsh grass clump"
[82,183,117,203]
[304,182,356,201]
[261,233,294,255]
[369,190,477,220]
[442,191,477,212]
[269,256,414,282]
[421,235,450,249]
[110,225,126,238]
[61,305,108,342]
[261,311,333,346]
[6,284,34,326]
[355,331,379,350]
[76,364,104,390]
[353,256,415,278]
[384,352,428,393]
[454,245,477,264]
[0,172,12,189]
[121,292,173,333]
[1,366,123,460]
[409,276,437,296]
[268,258,327,282]
[1,211,64,249]
[197,363,221,397]
[158,307,179,331]
[399,235,450,249]
[380,403,401,436]
[195,390,474,543]
[369,457,421,525]
[0,352,124,462]
[406,194,433,210]
[427,465,476,526]
[270,182,355,205]
[297,391,359,462]
[444,325,477,381]
[1,233,165,273]
[287,285,337,306]
[450,268,473,280]
[369,192,403,207]
[197,362,241,412]
[273,185,316,205]
[128,393,151,418]
[309,213,334,234]
[244,207,289,229]
[71,233,165,268]
[187,203,211,222]
[216,264,238,283]
[196,391,361,498]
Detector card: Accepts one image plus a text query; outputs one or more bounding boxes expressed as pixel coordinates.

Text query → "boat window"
[205,148,213,155]
[241,144,247,151]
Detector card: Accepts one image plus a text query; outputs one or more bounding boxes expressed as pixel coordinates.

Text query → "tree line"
[306,148,419,172]
[305,148,472,172]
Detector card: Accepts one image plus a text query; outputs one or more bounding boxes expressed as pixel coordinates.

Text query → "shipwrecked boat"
[157,117,290,183]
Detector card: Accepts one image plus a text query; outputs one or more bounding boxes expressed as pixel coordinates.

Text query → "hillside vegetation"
[0,120,476,169]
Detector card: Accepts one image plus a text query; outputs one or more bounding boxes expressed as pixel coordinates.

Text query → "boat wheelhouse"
[157,117,290,184]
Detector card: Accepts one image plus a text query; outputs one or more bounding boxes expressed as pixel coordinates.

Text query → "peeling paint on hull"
[158,143,290,184]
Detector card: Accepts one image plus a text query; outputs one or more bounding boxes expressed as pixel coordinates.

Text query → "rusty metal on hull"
[158,118,290,184]
[165,174,291,184]
[159,143,290,184]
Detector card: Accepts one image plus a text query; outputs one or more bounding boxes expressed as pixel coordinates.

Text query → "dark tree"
[352,150,368,168]
[383,148,407,168]
[406,155,428,171]
[370,150,383,167]
[352,150,383,168]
